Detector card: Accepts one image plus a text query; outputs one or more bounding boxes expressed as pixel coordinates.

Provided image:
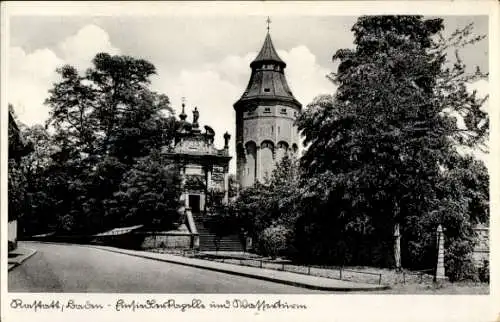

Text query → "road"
[9,242,324,293]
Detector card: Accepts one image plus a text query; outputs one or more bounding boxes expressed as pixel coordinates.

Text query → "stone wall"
[8,220,18,251]
[238,104,300,187]
[140,232,193,250]
[472,226,489,267]
[241,104,299,148]
[8,220,17,242]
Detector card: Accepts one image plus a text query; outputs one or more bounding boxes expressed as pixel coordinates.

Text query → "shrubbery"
[229,17,489,283]
[478,260,489,283]
[257,225,293,259]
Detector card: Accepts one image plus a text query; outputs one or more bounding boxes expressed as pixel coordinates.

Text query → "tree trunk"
[394,222,401,271]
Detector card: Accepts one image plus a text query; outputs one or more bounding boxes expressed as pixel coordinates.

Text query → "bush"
[446,255,479,282]
[445,239,479,282]
[478,260,489,283]
[257,225,292,259]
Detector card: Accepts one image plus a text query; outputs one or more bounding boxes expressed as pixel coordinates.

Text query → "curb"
[8,248,37,271]
[91,246,390,292]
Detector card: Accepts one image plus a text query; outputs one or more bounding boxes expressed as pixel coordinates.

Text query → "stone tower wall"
[236,104,300,187]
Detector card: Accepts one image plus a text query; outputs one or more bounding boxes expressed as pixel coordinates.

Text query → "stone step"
[192,215,243,252]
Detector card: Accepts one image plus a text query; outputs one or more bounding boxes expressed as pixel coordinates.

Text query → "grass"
[367,281,489,294]
[147,248,489,294]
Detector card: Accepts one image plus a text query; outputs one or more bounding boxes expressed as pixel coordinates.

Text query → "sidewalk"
[8,247,37,271]
[91,245,390,291]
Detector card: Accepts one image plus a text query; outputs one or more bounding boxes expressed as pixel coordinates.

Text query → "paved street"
[9,242,324,293]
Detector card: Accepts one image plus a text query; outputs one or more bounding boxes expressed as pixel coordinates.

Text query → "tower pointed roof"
[234,31,301,110]
[250,32,286,68]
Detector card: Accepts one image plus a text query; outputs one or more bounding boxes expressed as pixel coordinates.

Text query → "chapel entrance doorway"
[189,194,201,213]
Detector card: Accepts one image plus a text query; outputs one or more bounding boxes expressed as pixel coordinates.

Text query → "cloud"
[57,24,120,70]
[466,78,489,113]
[466,79,490,166]
[8,24,119,126]
[279,46,334,105]
[8,47,64,124]
[152,45,332,173]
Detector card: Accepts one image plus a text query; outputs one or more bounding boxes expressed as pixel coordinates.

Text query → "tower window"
[280,108,287,114]
[264,107,271,113]
[264,88,270,93]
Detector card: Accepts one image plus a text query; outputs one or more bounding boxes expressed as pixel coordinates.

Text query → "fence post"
[308,266,311,275]
[378,274,382,285]
[260,260,263,269]
[435,224,446,282]
[403,272,406,284]
[282,263,285,271]
[340,267,343,280]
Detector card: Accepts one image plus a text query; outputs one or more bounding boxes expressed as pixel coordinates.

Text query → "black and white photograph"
[1,1,498,321]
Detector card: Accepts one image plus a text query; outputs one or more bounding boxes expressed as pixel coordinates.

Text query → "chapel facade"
[162,103,232,214]
[234,30,302,188]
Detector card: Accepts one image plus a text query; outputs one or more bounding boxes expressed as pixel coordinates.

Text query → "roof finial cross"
[181,97,186,111]
[266,16,271,32]
[179,96,187,121]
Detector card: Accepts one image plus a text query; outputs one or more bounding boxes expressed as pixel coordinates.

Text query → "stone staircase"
[192,214,244,252]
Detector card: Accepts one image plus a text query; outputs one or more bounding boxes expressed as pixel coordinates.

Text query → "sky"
[7,15,489,172]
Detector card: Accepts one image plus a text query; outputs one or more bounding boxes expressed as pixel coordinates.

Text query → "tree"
[8,106,33,223]
[16,125,59,235]
[296,16,488,277]
[39,53,179,234]
[46,53,175,164]
[111,152,183,229]
[226,154,302,254]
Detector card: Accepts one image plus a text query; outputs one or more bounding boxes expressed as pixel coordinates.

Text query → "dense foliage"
[222,154,302,252]
[8,17,488,283]
[227,16,488,281]
[257,225,293,259]
[294,16,489,279]
[12,53,181,236]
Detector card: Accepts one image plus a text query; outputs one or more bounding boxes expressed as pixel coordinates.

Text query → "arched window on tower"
[276,141,289,164]
[260,141,274,180]
[244,141,257,187]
